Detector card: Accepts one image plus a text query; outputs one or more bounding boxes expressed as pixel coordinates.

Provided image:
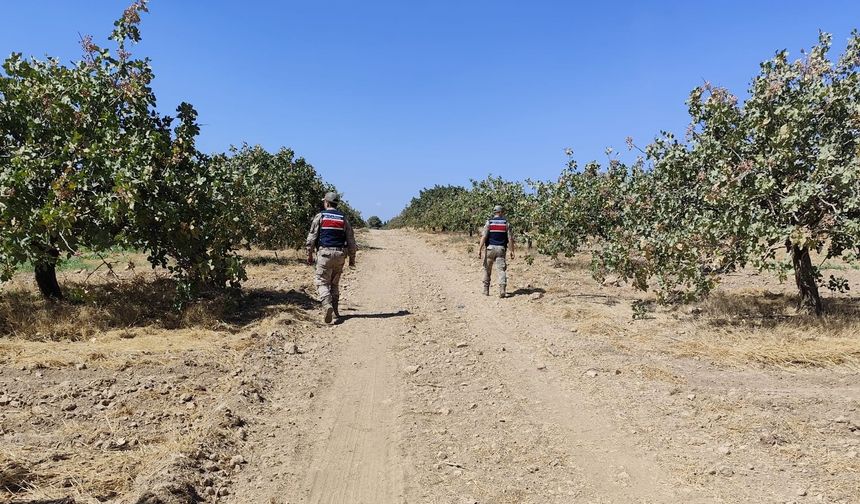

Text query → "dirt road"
[225,230,859,503]
[228,230,695,503]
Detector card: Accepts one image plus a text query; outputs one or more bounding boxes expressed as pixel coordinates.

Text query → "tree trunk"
[791,245,822,315]
[35,248,63,300]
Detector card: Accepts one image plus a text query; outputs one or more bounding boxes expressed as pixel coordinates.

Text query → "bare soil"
[2,230,859,503]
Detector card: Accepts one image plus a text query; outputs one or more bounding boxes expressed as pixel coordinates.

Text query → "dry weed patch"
[671,290,860,368]
[0,451,35,493]
[0,277,315,342]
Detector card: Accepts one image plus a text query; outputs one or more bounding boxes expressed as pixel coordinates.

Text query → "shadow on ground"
[228,288,318,325]
[336,310,411,323]
[509,287,546,297]
[243,255,307,267]
[693,291,860,329]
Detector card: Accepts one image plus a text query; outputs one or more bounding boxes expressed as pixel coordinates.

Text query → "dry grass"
[673,324,860,369]
[1,417,220,502]
[669,289,860,369]
[0,328,229,369]
[0,276,196,341]
[0,452,34,493]
[0,276,315,342]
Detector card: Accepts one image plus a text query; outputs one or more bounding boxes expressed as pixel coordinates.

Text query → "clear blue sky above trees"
[2,1,859,219]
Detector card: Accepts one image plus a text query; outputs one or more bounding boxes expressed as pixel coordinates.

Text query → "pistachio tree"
[592,32,860,312]
[529,153,631,258]
[468,176,533,242]
[0,1,171,298]
[681,32,860,313]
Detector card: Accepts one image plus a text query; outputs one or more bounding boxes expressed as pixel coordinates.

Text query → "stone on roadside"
[285,342,300,355]
[718,466,734,477]
[585,369,598,378]
[405,365,420,375]
[456,341,468,348]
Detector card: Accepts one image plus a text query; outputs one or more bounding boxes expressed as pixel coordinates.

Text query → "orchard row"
[391,32,860,315]
[0,2,363,302]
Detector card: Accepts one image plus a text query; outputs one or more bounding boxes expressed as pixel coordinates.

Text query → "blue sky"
[2,1,859,219]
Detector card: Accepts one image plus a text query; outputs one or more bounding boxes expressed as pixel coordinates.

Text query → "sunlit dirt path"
[226,230,718,503]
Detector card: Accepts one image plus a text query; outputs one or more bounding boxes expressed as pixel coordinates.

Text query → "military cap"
[323,191,341,204]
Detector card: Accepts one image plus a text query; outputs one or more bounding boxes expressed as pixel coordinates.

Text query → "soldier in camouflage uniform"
[306,192,357,324]
[477,204,515,298]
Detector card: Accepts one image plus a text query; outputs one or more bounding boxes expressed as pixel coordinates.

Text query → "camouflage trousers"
[483,245,507,293]
[315,248,346,309]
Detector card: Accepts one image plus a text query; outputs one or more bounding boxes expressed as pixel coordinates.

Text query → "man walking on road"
[478,204,515,298]
[306,192,358,324]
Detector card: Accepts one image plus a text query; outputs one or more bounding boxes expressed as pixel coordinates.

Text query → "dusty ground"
[2,230,859,503]
[0,249,325,503]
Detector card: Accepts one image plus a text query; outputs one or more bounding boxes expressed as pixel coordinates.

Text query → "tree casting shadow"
[0,279,322,340]
[697,291,860,329]
[228,288,319,325]
[243,255,306,267]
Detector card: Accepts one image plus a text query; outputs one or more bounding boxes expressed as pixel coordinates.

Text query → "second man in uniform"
[306,192,358,324]
[478,204,515,298]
